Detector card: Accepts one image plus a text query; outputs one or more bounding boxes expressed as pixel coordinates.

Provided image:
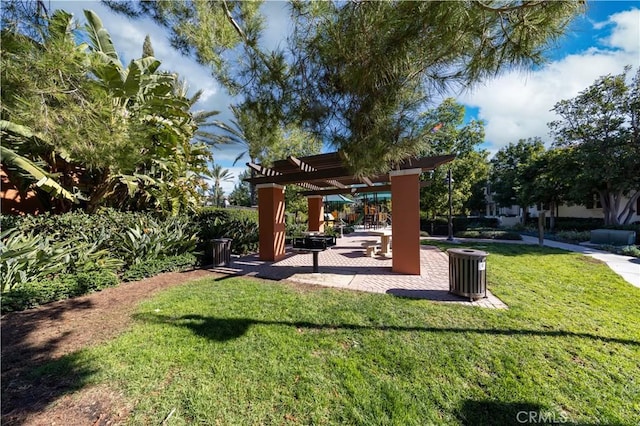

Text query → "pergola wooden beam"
[245,152,455,188]
[326,179,347,189]
[247,162,280,177]
[245,167,353,186]
[289,156,348,190]
[300,181,432,196]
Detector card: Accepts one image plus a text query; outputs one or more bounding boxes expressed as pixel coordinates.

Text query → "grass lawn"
[37,243,639,425]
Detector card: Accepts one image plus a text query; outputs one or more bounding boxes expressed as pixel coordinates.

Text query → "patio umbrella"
[356,191,391,200]
[323,194,355,203]
[324,194,354,222]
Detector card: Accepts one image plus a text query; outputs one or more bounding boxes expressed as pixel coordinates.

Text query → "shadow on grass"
[1,299,99,422]
[132,313,640,346]
[386,288,470,302]
[456,399,623,426]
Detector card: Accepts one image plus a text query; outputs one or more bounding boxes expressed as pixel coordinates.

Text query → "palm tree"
[210,164,234,207]
[211,104,272,206]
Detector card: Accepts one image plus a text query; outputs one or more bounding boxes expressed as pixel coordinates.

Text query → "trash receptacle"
[212,238,232,267]
[447,248,488,301]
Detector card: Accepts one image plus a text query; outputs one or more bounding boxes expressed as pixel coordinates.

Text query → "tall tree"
[142,34,154,57]
[490,138,546,220]
[211,103,322,205]
[209,164,234,207]
[417,99,489,217]
[519,148,574,231]
[106,0,585,174]
[229,169,251,207]
[549,67,640,225]
[288,1,584,173]
[1,9,120,211]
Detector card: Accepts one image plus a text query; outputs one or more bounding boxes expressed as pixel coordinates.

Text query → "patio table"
[371,229,392,255]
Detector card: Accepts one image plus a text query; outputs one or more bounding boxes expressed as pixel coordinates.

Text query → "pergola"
[245,151,455,275]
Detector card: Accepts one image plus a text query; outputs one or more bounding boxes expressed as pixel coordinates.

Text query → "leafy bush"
[619,245,640,257]
[196,208,259,255]
[454,230,522,240]
[0,210,202,311]
[115,216,198,267]
[286,222,307,237]
[0,229,123,292]
[555,231,591,243]
[419,216,499,235]
[122,253,197,282]
[1,269,119,313]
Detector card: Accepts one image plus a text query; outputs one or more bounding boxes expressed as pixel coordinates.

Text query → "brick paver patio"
[210,230,507,309]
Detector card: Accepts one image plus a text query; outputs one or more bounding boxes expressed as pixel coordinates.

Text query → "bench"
[590,229,636,246]
[362,242,380,257]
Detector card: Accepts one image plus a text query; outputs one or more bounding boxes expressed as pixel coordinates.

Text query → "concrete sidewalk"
[519,235,640,288]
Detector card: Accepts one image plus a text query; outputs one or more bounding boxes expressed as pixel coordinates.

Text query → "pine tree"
[142,34,154,58]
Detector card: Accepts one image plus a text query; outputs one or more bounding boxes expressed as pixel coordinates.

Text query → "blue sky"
[50,1,640,194]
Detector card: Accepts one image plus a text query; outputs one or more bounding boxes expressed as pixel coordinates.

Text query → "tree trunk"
[618,191,640,224]
[599,190,640,225]
[549,200,556,232]
[249,159,257,206]
[599,191,616,225]
[86,171,111,214]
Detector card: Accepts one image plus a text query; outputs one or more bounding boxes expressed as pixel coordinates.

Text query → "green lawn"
[37,243,639,425]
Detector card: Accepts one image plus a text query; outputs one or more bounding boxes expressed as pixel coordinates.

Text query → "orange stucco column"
[257,183,286,261]
[390,168,422,275]
[307,195,324,232]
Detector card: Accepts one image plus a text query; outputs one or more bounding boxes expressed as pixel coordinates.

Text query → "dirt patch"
[1,268,220,426]
[576,255,605,265]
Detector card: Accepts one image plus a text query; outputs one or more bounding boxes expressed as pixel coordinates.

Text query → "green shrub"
[454,230,522,240]
[196,208,259,255]
[555,230,591,243]
[0,210,202,311]
[342,225,355,235]
[115,216,198,267]
[286,222,307,237]
[619,245,640,257]
[0,229,122,292]
[419,216,499,235]
[122,253,197,282]
[1,269,119,313]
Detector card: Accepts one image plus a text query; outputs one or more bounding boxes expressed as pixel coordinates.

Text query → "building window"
[585,194,601,209]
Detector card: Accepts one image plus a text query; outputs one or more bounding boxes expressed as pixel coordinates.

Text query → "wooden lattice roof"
[244,152,456,196]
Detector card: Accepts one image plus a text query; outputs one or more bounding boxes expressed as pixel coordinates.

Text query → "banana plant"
[0,141,77,203]
[83,9,210,215]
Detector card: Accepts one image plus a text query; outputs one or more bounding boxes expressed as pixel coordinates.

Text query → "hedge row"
[1,209,201,313]
[420,215,500,236]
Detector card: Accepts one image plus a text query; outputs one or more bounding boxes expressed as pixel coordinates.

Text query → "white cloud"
[460,8,640,155]
[596,8,640,53]
[260,1,291,51]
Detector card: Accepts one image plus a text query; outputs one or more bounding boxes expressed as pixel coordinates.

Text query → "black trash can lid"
[447,248,489,257]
